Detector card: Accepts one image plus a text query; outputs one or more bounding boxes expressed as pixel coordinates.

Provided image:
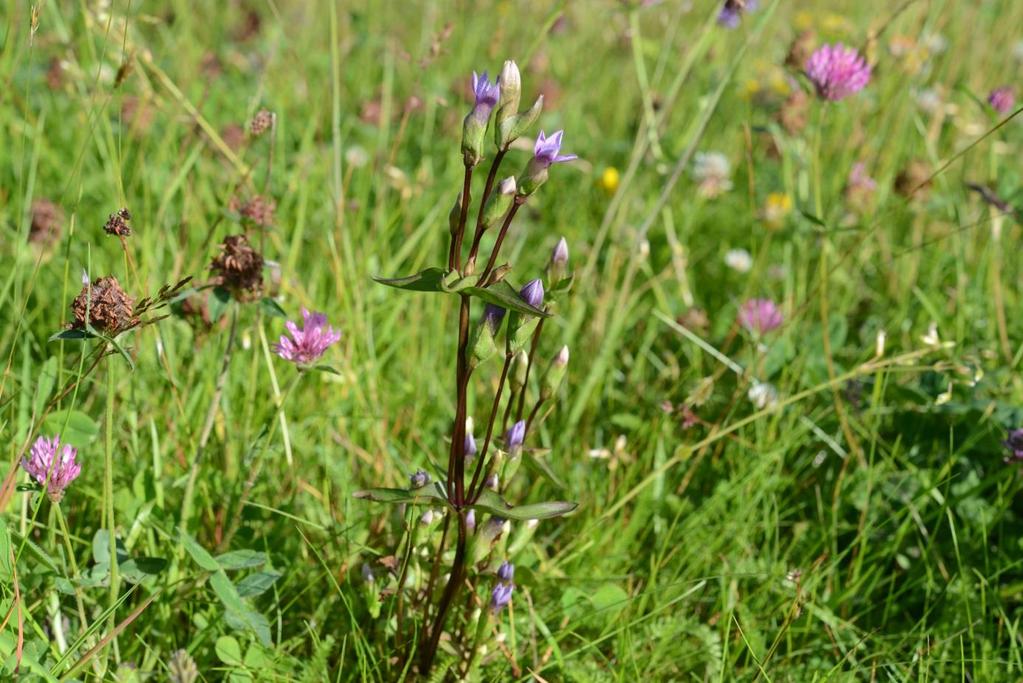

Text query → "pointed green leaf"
[471,490,577,520]
[372,267,448,292]
[353,483,448,506]
[180,530,221,571]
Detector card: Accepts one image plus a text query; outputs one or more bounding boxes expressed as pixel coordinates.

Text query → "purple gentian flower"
[471,71,500,116]
[490,581,514,613]
[1005,429,1023,462]
[988,87,1015,115]
[465,430,478,459]
[274,309,342,365]
[520,279,544,309]
[506,421,526,452]
[533,130,577,168]
[717,0,758,28]
[805,43,871,101]
[497,561,515,582]
[21,435,81,502]
[410,469,430,489]
[738,298,783,335]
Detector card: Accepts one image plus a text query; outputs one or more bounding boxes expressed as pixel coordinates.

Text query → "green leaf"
[372,267,448,292]
[215,635,244,666]
[180,530,221,571]
[353,483,448,506]
[48,328,95,342]
[91,529,129,565]
[311,364,343,376]
[215,550,267,570]
[120,557,168,583]
[471,490,577,520]
[42,409,100,448]
[590,583,630,612]
[209,287,232,323]
[211,570,272,646]
[236,570,282,598]
[260,297,287,319]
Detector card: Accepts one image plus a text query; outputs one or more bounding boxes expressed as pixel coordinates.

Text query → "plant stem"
[103,353,120,665]
[449,165,474,273]
[476,198,524,286]
[466,148,508,270]
[181,306,238,531]
[515,318,545,423]
[450,295,472,505]
[467,351,512,501]
[419,510,468,675]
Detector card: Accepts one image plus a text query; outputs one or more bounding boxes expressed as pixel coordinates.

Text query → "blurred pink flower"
[738,298,783,335]
[274,309,342,365]
[22,435,81,502]
[805,43,871,101]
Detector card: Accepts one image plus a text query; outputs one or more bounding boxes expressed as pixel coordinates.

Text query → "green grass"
[3,0,1023,680]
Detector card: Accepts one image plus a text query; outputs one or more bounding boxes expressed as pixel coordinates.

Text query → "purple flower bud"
[804,43,871,101]
[485,473,499,490]
[554,345,569,368]
[409,469,430,489]
[520,279,544,309]
[361,563,375,583]
[21,435,81,502]
[497,561,515,582]
[716,0,757,28]
[533,130,577,168]
[466,509,477,531]
[273,309,342,365]
[465,430,478,459]
[1005,428,1023,461]
[490,581,514,613]
[738,298,783,335]
[482,303,507,333]
[506,420,526,452]
[988,87,1015,115]
[551,237,569,267]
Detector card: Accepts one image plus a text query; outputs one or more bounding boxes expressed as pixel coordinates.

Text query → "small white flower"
[921,322,940,347]
[344,145,370,168]
[692,152,733,198]
[748,381,779,410]
[724,248,753,273]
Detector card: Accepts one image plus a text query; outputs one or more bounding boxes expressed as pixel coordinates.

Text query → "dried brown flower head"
[211,234,264,297]
[784,31,816,71]
[29,199,64,245]
[777,89,809,135]
[895,160,932,200]
[71,276,136,334]
[249,109,275,137]
[104,208,132,237]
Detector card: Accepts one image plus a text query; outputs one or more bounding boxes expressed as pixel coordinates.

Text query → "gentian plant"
[356,59,578,678]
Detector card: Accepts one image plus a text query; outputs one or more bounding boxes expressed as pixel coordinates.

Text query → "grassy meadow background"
[3,0,1023,679]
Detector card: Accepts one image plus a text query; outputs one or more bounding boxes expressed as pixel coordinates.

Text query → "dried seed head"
[103,208,132,237]
[210,234,264,298]
[71,275,136,334]
[29,199,64,245]
[167,649,200,683]
[249,108,276,136]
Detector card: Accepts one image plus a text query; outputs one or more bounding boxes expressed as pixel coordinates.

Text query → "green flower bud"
[480,177,517,231]
[495,60,521,131]
[449,192,462,236]
[499,94,544,150]
[540,345,569,401]
[510,350,529,393]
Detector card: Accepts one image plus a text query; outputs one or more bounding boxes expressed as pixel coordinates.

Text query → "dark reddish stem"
[476,197,524,286]
[419,510,468,675]
[467,350,512,502]
[448,165,474,272]
[466,148,508,270]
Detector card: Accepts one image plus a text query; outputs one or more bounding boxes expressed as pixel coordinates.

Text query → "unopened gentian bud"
[520,279,545,309]
[480,176,517,231]
[470,310,500,369]
[410,469,430,489]
[466,509,477,531]
[506,420,526,453]
[462,71,500,167]
[540,345,570,401]
[511,350,529,392]
[497,560,515,582]
[465,430,478,460]
[547,236,569,285]
[490,582,514,613]
[448,192,463,236]
[485,473,499,490]
[420,509,435,526]
[361,563,375,583]
[482,303,507,334]
[501,94,544,149]
[495,61,521,130]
